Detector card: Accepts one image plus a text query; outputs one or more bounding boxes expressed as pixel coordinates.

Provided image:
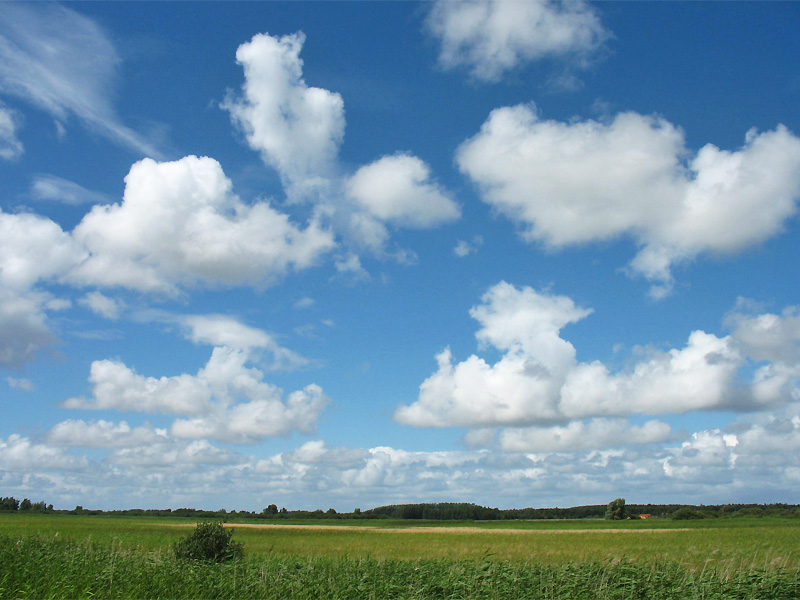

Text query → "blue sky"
[1,1,800,512]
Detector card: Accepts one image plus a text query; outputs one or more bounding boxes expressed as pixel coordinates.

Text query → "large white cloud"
[457,106,800,296]
[0,210,86,365]
[395,283,800,429]
[3,156,335,294]
[0,210,86,291]
[64,345,329,444]
[0,157,334,365]
[426,0,609,82]
[70,156,335,293]
[559,330,744,418]
[0,3,160,156]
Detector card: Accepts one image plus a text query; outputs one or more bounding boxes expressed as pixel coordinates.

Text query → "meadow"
[1,514,798,599]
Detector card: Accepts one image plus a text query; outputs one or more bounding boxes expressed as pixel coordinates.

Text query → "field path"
[171,523,693,535]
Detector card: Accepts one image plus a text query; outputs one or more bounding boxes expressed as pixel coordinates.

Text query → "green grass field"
[1,514,798,599]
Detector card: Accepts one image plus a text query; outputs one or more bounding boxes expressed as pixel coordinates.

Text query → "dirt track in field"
[205,524,691,535]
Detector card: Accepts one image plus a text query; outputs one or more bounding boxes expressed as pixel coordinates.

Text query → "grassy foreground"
[2,534,798,600]
[1,515,798,599]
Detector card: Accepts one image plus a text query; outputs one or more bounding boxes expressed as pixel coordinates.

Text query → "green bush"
[174,522,244,562]
[670,507,715,520]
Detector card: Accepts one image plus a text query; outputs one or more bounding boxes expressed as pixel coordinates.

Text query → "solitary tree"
[605,498,626,520]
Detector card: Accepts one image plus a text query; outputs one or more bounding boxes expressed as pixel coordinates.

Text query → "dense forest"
[2,496,798,520]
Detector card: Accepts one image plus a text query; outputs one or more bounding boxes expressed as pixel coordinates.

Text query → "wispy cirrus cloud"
[31,175,113,206]
[0,103,22,159]
[0,3,162,157]
[6,377,34,392]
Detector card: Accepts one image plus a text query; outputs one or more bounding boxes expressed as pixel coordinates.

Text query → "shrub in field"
[174,522,244,562]
[670,507,715,520]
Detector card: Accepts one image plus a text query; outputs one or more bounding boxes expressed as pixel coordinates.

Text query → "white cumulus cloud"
[7,415,800,510]
[109,438,242,468]
[63,357,214,416]
[426,0,609,82]
[395,282,800,429]
[64,346,329,444]
[0,210,86,291]
[47,420,169,449]
[395,282,592,427]
[0,210,86,365]
[499,419,673,453]
[346,153,460,229]
[70,156,335,293]
[457,105,800,296]
[223,31,459,258]
[171,382,327,444]
[0,434,88,472]
[222,31,345,199]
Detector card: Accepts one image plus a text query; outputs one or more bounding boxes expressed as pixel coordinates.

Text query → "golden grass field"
[3,513,797,571]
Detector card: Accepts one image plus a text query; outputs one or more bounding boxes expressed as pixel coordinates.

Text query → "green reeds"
[1,533,797,600]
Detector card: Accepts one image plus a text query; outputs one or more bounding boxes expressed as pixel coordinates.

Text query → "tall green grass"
[1,533,798,600]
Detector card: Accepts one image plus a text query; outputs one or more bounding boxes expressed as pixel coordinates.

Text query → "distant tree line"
[1,495,798,520]
[0,497,53,512]
[363,502,800,521]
